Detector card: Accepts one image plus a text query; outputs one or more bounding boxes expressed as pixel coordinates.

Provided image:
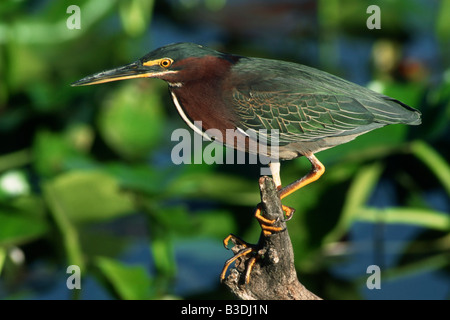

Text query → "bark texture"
[222,176,321,300]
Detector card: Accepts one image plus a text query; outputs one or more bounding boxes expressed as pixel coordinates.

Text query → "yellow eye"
[160,58,173,68]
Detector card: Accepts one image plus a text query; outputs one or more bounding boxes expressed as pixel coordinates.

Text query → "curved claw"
[220,247,253,281]
[223,234,233,249]
[282,205,296,222]
[223,234,252,250]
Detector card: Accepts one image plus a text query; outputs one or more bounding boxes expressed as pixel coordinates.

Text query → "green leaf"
[43,170,135,224]
[411,140,450,196]
[193,210,236,238]
[0,194,48,246]
[355,207,450,231]
[98,83,165,160]
[43,179,84,269]
[167,171,259,206]
[150,236,176,278]
[79,230,130,260]
[150,207,236,239]
[377,253,450,282]
[0,211,48,246]
[0,150,31,173]
[324,162,384,243]
[150,206,193,235]
[95,256,154,300]
[106,162,170,195]
[32,129,79,177]
[119,0,155,37]
[436,0,450,41]
[6,42,47,90]
[43,170,135,270]
[0,247,5,276]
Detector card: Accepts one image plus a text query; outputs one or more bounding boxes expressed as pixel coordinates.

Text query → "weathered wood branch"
[222,176,321,300]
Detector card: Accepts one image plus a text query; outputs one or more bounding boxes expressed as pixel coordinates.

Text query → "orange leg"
[220,154,325,283]
[262,153,325,234]
[268,154,325,224]
[279,154,325,200]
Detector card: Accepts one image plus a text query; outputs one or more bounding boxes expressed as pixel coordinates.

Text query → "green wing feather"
[229,57,421,145]
[233,90,377,144]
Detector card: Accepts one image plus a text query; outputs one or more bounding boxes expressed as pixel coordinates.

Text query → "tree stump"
[222,176,321,300]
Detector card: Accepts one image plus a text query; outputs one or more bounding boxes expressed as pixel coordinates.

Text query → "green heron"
[72,42,421,282]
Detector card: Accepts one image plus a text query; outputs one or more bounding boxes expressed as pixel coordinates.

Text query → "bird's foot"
[220,234,261,284]
[220,202,293,284]
[254,204,285,236]
[255,203,295,234]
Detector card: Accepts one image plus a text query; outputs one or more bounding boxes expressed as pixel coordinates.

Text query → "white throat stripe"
[170,91,211,141]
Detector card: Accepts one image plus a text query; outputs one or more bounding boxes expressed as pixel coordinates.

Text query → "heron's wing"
[232,89,377,145]
[229,58,420,145]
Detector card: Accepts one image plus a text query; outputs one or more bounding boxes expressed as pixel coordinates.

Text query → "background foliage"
[0,0,449,299]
